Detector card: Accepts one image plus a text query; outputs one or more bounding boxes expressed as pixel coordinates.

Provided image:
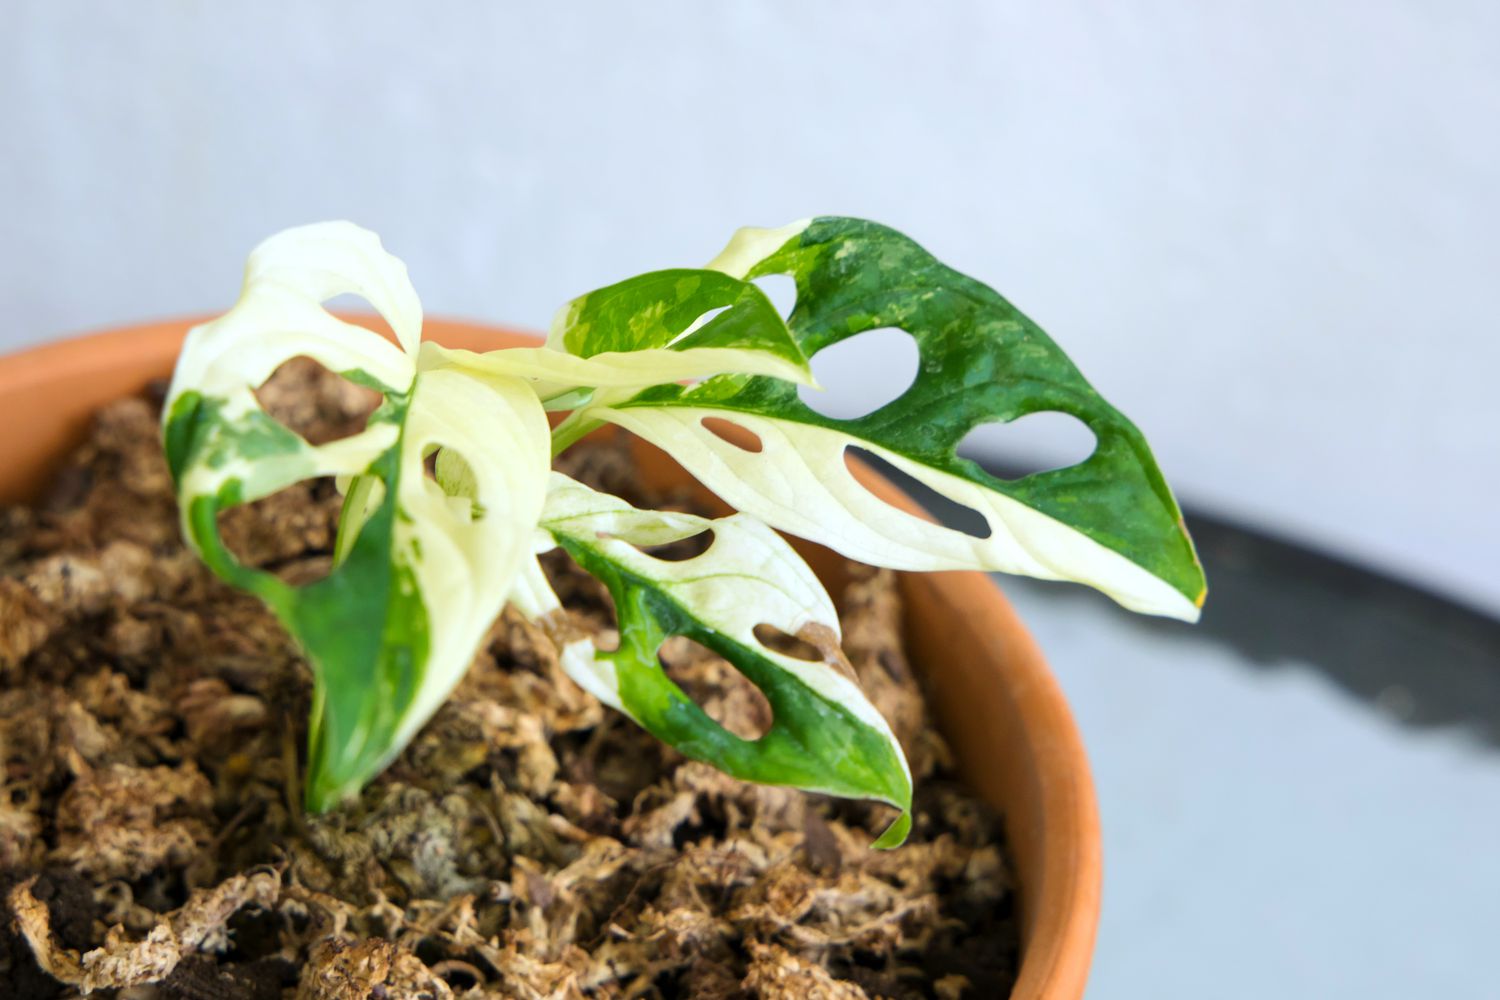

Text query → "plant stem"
[550,411,603,457]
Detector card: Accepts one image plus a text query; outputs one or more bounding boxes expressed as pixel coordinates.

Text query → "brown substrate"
[0,361,1017,999]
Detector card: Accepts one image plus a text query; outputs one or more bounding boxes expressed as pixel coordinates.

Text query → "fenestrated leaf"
[570,217,1206,621]
[163,222,550,811]
[530,473,913,847]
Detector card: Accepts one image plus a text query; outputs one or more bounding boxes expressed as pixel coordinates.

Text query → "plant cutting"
[162,218,1205,844]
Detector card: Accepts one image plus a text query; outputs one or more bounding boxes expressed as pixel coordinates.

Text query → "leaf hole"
[672,304,730,345]
[751,274,797,320]
[844,445,993,540]
[751,624,824,662]
[958,412,1097,479]
[659,637,773,741]
[538,550,619,646]
[700,416,763,453]
[215,476,344,582]
[254,356,381,445]
[322,292,402,345]
[321,291,374,313]
[797,327,919,420]
[627,529,714,562]
[428,445,484,520]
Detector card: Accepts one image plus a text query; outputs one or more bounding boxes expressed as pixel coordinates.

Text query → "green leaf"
[527,474,912,846]
[163,222,550,811]
[575,217,1206,621]
[550,267,806,364]
[417,263,816,417]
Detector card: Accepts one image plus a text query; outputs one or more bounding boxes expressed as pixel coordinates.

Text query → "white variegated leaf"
[528,473,913,847]
[162,221,549,810]
[422,342,814,402]
[388,364,550,753]
[592,405,1196,619]
[561,216,1207,621]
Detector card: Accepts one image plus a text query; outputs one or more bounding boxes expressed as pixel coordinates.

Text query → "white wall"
[3,1,1496,611]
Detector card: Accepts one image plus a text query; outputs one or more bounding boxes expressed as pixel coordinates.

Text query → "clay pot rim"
[0,317,1100,999]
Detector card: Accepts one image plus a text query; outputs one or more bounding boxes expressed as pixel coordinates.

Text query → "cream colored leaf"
[593,405,1200,620]
[527,474,912,844]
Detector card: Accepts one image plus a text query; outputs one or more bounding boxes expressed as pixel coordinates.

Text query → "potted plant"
[0,218,1203,998]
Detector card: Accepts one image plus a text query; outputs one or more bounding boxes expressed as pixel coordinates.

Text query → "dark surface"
[1154,509,1500,742]
[888,452,1500,742]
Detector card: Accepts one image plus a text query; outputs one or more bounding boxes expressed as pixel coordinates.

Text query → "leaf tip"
[872,809,912,850]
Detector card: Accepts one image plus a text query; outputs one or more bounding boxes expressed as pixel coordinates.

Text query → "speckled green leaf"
[577,217,1206,620]
[550,267,807,367]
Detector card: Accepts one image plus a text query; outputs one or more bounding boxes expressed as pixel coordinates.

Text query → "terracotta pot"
[0,318,1101,999]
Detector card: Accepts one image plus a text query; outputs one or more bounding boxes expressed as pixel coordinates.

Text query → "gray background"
[3,4,1497,996]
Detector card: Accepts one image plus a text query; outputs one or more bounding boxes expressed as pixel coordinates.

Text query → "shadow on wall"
[874,453,1500,749]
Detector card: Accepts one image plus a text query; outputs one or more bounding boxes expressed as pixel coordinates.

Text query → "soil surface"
[0,361,1017,999]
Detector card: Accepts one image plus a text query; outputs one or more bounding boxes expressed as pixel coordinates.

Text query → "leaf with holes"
[162,222,550,810]
[565,217,1206,620]
[529,473,914,846]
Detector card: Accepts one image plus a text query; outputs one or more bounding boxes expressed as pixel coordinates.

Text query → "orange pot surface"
[0,318,1101,999]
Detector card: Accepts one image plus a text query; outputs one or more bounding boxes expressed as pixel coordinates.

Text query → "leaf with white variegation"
[529,473,913,847]
[563,217,1207,621]
[161,222,550,810]
[417,264,814,452]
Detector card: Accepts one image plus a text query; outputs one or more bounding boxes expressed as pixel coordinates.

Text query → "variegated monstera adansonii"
[163,218,1206,846]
